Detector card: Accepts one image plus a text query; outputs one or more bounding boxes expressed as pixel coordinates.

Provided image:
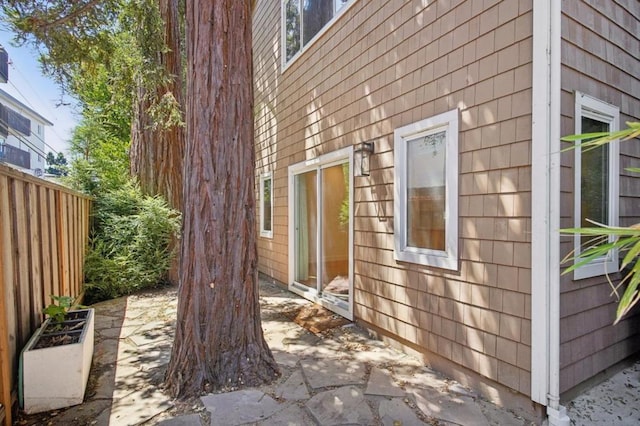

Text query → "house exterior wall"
[254,0,536,405]
[0,89,51,176]
[558,0,640,395]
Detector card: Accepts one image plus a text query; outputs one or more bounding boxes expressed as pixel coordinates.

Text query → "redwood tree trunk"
[130,0,184,284]
[165,0,279,397]
[130,0,184,212]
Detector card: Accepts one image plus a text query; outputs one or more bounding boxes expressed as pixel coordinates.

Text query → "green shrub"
[84,182,180,303]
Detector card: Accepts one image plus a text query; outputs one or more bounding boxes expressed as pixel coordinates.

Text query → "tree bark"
[165,0,279,397]
[129,0,184,284]
[130,0,184,213]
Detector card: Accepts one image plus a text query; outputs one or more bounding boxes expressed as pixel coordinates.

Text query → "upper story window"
[573,92,619,280]
[283,0,352,65]
[394,109,459,270]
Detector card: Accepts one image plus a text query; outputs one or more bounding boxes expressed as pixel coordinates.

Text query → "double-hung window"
[283,0,353,65]
[573,92,619,279]
[260,172,273,238]
[394,109,459,270]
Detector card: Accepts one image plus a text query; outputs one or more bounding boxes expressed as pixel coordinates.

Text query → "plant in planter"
[20,295,95,414]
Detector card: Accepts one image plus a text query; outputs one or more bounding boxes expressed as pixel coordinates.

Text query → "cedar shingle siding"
[253,0,640,405]
[558,0,640,395]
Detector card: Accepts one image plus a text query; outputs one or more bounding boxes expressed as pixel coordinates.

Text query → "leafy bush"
[84,182,180,303]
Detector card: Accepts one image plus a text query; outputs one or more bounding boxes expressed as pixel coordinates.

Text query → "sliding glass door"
[289,149,352,319]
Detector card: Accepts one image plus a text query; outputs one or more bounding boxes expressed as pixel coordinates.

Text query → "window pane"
[321,163,349,299]
[285,0,301,61]
[580,116,609,248]
[294,170,317,287]
[406,131,446,250]
[262,177,272,232]
[302,0,334,45]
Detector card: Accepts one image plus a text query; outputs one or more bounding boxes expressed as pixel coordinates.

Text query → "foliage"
[42,295,76,324]
[45,151,68,176]
[561,122,640,323]
[83,182,181,303]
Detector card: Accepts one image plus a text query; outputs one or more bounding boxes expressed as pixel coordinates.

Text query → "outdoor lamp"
[354,141,374,177]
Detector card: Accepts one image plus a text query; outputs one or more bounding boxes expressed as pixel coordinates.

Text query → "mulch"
[283,304,350,335]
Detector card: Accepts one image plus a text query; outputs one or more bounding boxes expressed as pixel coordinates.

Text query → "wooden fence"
[0,164,91,425]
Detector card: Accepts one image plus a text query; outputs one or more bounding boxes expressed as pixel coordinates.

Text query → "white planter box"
[21,308,94,414]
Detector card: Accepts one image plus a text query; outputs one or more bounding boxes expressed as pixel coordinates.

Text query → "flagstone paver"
[17,277,635,426]
[378,398,425,426]
[276,370,310,401]
[411,386,490,426]
[300,358,367,389]
[306,385,375,425]
[365,367,406,397]
[200,390,281,426]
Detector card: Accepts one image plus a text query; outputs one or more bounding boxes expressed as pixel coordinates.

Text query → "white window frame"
[259,171,273,238]
[394,109,459,270]
[573,92,619,280]
[281,0,357,70]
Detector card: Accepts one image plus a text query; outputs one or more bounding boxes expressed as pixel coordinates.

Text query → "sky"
[0,29,80,155]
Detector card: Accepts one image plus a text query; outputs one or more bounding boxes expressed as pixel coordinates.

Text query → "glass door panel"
[321,163,350,303]
[294,170,318,289]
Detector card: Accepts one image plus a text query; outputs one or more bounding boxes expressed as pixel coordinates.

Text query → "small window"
[573,92,619,279]
[260,172,273,238]
[394,109,459,270]
[282,0,354,66]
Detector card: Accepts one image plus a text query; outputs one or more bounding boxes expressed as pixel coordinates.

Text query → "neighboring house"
[252,1,640,424]
[0,88,53,177]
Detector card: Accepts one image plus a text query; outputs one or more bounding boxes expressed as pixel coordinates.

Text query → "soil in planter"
[32,312,89,349]
[33,330,82,349]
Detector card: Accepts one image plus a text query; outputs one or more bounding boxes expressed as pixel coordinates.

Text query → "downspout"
[531,1,569,425]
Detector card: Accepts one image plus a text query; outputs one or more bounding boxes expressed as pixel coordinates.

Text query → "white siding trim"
[531,1,570,424]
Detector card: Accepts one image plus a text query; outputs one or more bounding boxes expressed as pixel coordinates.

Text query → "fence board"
[28,183,43,328]
[0,175,13,426]
[39,188,53,304]
[0,164,91,424]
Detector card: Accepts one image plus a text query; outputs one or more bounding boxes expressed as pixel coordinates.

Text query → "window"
[282,0,353,65]
[394,109,459,270]
[260,172,273,238]
[573,92,619,279]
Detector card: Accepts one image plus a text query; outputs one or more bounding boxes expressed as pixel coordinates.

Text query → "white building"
[0,88,53,176]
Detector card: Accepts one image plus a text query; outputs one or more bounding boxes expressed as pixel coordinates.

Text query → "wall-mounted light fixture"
[354,141,374,177]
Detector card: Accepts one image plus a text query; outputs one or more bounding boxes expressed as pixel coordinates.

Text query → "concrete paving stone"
[411,386,489,426]
[567,360,640,425]
[352,346,417,365]
[378,398,427,426]
[96,326,125,339]
[92,338,120,364]
[90,366,116,399]
[476,399,535,426]
[299,340,346,359]
[201,389,283,426]
[276,370,310,401]
[393,366,447,391]
[365,367,406,397]
[301,358,367,389]
[94,316,125,331]
[273,350,299,368]
[258,403,315,425]
[448,382,477,398]
[306,385,375,425]
[109,389,172,425]
[156,414,203,426]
